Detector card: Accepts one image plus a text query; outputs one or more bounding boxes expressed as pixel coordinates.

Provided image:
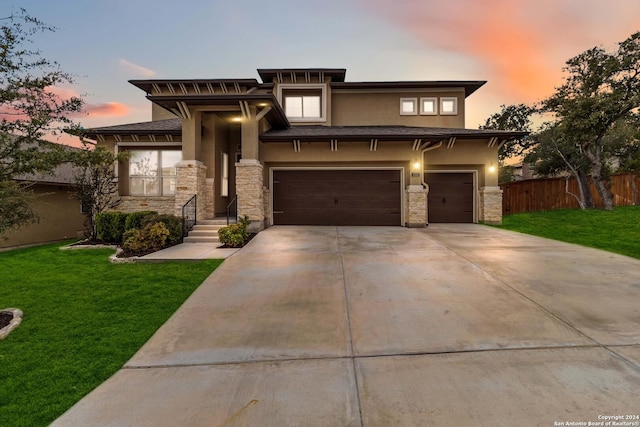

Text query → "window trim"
[400,98,417,115]
[276,83,327,123]
[440,97,458,115]
[420,97,438,115]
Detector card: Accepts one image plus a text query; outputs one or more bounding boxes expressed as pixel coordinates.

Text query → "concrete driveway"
[53,225,640,426]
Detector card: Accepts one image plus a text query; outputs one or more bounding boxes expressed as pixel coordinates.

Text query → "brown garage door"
[273,169,401,225]
[424,172,474,223]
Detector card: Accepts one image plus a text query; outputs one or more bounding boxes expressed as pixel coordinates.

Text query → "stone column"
[205,178,215,219]
[406,184,428,228]
[174,160,207,220]
[479,186,503,224]
[236,159,265,232]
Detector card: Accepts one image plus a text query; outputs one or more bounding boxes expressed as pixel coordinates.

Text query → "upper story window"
[129,150,182,196]
[420,97,437,115]
[440,97,458,115]
[277,84,327,123]
[400,98,417,115]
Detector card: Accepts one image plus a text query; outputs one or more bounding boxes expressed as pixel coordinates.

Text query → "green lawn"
[494,206,640,259]
[0,242,222,427]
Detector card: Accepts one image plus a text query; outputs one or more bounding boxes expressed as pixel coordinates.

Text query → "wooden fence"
[500,173,640,215]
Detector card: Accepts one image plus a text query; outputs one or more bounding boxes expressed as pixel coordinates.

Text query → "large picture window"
[129,150,181,196]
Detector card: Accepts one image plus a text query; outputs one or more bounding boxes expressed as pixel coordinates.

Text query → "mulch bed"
[0,312,12,330]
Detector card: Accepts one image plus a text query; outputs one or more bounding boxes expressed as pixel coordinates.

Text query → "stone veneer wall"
[174,161,207,220]
[236,160,265,231]
[479,186,503,224]
[114,196,175,215]
[263,188,271,227]
[406,185,428,227]
[205,178,215,219]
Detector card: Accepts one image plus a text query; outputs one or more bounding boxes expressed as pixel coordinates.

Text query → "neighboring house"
[78,68,525,230]
[1,157,85,250]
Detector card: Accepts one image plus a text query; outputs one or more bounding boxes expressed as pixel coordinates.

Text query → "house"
[1,152,85,250]
[78,68,525,231]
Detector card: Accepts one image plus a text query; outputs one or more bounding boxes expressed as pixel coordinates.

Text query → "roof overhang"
[330,81,487,98]
[147,94,289,128]
[258,68,346,83]
[260,126,527,143]
[129,79,261,95]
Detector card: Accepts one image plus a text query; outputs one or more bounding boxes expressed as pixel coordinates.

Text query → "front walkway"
[53,225,640,426]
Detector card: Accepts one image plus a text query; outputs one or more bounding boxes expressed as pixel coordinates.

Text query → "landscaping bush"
[95,212,128,243]
[141,214,183,245]
[122,222,170,254]
[124,210,157,231]
[218,215,251,247]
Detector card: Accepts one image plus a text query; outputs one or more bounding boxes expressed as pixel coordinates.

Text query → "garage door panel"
[273,170,401,226]
[425,172,474,223]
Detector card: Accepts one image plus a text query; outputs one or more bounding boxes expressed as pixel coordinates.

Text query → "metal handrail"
[226,195,238,226]
[182,195,197,237]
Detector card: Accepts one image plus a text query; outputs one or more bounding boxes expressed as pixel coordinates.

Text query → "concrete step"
[197,218,230,226]
[191,224,224,232]
[183,235,221,244]
[188,229,221,237]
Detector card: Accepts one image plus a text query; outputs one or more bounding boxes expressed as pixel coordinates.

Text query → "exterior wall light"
[231,117,242,122]
[413,161,421,171]
[488,164,496,173]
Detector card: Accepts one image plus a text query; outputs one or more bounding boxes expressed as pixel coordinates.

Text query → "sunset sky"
[6,0,640,146]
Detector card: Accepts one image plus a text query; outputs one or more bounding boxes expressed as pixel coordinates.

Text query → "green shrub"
[95,212,128,243]
[124,210,157,231]
[141,214,183,245]
[122,222,170,253]
[218,215,251,247]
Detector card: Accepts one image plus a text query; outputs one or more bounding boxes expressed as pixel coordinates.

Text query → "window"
[284,95,321,119]
[129,150,181,196]
[221,152,229,197]
[277,84,327,122]
[400,98,417,115]
[440,97,458,115]
[420,97,437,115]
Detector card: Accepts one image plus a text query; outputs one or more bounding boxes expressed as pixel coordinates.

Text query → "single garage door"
[273,169,402,225]
[424,172,474,223]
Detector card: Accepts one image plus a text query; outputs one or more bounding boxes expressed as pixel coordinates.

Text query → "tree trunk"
[576,170,595,208]
[585,148,614,210]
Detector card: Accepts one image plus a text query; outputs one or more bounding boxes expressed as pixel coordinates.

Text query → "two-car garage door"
[272,169,402,225]
[271,169,475,225]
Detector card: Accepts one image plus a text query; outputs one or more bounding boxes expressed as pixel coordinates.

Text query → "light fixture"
[231,117,242,123]
[488,164,496,173]
[413,160,421,171]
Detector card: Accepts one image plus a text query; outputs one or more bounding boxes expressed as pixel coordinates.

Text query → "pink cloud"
[84,102,130,118]
[362,0,640,102]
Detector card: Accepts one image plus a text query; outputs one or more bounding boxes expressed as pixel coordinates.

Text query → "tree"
[480,104,534,161]
[540,31,640,210]
[0,9,83,236]
[71,143,126,240]
[525,122,595,209]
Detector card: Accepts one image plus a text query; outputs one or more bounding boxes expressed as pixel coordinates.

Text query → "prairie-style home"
[80,68,524,231]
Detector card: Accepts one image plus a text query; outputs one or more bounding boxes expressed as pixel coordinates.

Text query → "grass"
[0,242,222,427]
[494,205,640,259]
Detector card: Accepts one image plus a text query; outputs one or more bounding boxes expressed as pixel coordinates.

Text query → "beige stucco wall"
[331,90,465,128]
[0,184,85,249]
[152,104,178,121]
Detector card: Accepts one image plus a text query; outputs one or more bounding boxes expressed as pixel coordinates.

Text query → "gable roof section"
[260,125,527,142]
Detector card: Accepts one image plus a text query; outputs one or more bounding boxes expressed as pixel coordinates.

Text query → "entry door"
[425,172,474,223]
